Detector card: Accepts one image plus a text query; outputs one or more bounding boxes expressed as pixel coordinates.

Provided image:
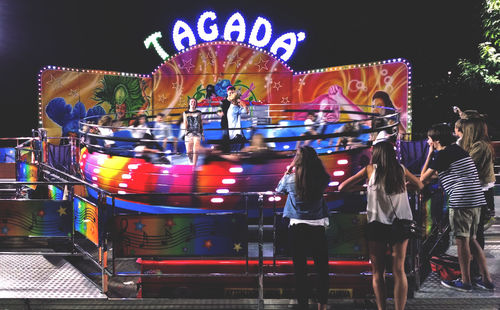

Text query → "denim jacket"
[276,173,329,220]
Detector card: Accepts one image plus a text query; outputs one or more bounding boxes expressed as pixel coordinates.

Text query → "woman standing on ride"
[276,146,331,310]
[339,141,423,310]
[183,98,204,165]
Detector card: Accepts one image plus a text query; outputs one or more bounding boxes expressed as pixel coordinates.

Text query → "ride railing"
[0,134,447,307]
[77,103,402,157]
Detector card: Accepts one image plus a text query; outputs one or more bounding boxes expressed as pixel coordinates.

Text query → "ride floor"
[1,198,499,309]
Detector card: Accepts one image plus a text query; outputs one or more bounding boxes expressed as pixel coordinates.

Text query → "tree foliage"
[458,0,500,85]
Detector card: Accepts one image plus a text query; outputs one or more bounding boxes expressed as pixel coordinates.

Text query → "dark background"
[0,0,496,139]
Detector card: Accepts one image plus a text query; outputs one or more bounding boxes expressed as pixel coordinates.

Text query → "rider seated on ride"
[296,112,319,149]
[133,132,170,164]
[335,121,363,150]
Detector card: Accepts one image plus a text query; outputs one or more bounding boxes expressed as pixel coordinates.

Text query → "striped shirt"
[429,144,486,208]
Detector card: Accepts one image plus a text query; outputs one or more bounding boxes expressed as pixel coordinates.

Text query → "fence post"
[97,191,108,294]
[257,193,264,310]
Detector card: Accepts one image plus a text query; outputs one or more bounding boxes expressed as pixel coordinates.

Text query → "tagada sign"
[144,11,306,62]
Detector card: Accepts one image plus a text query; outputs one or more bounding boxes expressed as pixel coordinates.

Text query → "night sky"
[0,0,489,139]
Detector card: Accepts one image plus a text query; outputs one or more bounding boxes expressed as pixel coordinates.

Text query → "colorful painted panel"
[40,69,153,140]
[16,162,38,190]
[0,148,15,163]
[48,185,65,200]
[327,213,368,258]
[153,42,292,120]
[0,200,72,237]
[113,213,247,258]
[74,197,99,246]
[275,213,368,259]
[292,61,410,133]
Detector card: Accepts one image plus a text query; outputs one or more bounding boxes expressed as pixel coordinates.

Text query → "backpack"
[429,254,461,281]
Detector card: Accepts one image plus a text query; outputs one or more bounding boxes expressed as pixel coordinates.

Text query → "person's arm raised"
[338,166,368,192]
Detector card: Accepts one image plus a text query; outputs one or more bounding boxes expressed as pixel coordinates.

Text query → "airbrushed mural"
[40,70,152,140]
[39,41,410,141]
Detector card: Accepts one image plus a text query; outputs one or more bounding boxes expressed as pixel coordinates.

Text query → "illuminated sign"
[144,11,306,62]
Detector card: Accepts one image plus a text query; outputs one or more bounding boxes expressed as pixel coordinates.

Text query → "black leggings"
[289,223,329,306]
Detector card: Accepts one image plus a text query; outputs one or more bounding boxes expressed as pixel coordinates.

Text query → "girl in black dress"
[183,98,204,165]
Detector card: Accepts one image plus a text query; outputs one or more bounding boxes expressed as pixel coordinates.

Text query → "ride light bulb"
[229,167,243,173]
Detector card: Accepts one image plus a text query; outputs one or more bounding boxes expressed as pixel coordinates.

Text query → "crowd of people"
[275,106,496,309]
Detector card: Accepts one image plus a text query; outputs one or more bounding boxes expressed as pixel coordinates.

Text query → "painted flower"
[46,97,105,136]
[214,79,232,97]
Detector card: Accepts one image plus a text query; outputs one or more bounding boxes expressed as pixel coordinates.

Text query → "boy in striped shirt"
[420,123,494,292]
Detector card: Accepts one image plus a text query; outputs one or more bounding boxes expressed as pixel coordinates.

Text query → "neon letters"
[144,11,306,62]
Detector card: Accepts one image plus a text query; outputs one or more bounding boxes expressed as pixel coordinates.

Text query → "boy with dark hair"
[420,123,494,292]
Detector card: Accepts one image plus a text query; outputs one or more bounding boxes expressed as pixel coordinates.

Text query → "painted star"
[1,226,8,234]
[203,240,213,249]
[181,58,195,73]
[134,221,146,232]
[280,97,290,104]
[256,57,269,72]
[226,54,235,65]
[272,81,283,91]
[227,53,243,68]
[47,74,63,89]
[68,89,80,98]
[299,77,307,86]
[233,243,242,252]
[234,55,243,68]
[57,206,67,216]
[158,94,168,104]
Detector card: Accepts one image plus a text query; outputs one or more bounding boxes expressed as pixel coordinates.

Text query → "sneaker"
[484,216,496,231]
[441,279,473,292]
[472,275,482,285]
[473,277,495,291]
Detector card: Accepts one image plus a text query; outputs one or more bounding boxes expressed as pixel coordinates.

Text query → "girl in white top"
[339,141,423,310]
[366,162,413,224]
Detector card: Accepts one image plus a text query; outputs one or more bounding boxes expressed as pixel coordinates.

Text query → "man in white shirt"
[226,92,249,151]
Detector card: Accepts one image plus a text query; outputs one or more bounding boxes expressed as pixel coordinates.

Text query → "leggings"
[289,223,329,306]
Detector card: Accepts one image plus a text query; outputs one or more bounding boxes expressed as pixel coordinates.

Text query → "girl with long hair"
[339,141,423,310]
[183,98,204,165]
[460,117,496,288]
[276,146,331,310]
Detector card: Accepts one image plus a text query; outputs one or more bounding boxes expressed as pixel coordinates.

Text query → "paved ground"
[0,199,499,309]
